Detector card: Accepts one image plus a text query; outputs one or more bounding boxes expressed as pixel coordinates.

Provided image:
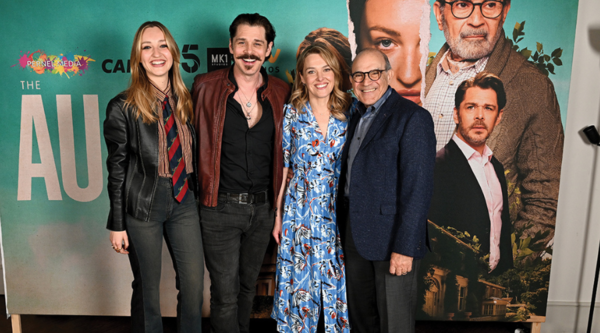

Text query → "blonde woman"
[271,43,353,333]
[104,21,203,333]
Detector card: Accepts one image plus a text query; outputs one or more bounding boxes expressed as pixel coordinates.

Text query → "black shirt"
[219,67,274,194]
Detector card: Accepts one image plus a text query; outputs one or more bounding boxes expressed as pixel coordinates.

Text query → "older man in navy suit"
[338,48,436,333]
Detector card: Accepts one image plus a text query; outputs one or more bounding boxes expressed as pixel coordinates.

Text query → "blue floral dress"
[271,102,350,333]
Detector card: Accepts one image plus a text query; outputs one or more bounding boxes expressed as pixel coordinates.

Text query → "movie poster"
[0,0,578,324]
[345,0,576,323]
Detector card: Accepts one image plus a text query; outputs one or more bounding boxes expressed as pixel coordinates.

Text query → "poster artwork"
[0,0,576,324]
[345,0,564,322]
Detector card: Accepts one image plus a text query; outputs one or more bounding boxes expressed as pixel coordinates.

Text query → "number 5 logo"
[182,44,200,73]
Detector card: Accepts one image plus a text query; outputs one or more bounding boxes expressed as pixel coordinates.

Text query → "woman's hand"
[286,168,294,184]
[273,166,289,246]
[272,213,283,246]
[110,231,130,254]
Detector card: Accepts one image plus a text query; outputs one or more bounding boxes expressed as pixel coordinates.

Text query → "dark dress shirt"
[219,69,274,194]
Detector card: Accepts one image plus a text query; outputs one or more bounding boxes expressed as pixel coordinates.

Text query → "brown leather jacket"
[191,66,290,207]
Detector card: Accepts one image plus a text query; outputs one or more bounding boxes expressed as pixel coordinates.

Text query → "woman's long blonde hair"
[290,42,351,121]
[124,21,193,124]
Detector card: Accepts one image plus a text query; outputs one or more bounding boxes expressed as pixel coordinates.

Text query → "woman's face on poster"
[358,0,423,104]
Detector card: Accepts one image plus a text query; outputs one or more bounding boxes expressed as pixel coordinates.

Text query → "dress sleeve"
[282,104,294,168]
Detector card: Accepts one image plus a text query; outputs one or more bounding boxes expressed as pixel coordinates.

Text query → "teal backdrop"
[0,0,578,319]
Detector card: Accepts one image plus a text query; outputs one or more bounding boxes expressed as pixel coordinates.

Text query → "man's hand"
[389,252,413,276]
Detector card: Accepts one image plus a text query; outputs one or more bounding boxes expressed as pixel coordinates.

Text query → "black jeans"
[200,196,274,333]
[127,177,204,333]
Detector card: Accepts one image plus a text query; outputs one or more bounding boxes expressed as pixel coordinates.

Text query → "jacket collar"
[225,65,270,100]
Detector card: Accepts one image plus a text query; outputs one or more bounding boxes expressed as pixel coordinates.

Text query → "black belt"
[218,191,268,205]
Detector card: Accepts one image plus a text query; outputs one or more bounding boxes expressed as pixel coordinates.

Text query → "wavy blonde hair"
[296,28,352,91]
[124,21,193,124]
[291,42,351,121]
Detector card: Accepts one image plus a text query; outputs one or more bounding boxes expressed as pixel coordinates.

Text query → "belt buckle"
[240,193,249,204]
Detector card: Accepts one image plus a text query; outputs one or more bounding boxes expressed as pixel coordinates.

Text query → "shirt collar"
[358,86,393,117]
[437,50,490,76]
[452,134,493,162]
[228,65,269,96]
[151,80,171,102]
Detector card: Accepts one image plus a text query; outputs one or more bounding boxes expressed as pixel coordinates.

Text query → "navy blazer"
[338,89,436,261]
[428,139,513,274]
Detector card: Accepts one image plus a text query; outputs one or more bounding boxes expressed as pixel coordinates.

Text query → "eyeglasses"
[351,69,387,83]
[440,0,505,19]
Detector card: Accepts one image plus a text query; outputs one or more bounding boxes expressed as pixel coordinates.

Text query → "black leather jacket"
[104,93,198,231]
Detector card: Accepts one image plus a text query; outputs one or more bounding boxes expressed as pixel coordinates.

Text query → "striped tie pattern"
[162,96,188,202]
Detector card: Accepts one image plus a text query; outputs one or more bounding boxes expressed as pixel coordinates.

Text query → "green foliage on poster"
[509,21,564,76]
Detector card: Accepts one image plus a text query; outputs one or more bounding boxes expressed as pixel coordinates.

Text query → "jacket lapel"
[447,140,490,214]
[484,30,511,78]
[358,92,398,149]
[341,110,361,163]
[360,110,390,149]
[425,43,449,96]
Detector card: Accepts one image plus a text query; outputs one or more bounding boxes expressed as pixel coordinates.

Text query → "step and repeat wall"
[0,0,578,323]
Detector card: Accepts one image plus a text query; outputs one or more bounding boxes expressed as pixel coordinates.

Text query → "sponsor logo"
[12,50,95,78]
[268,49,280,63]
[265,49,281,74]
[182,44,200,73]
[102,59,130,73]
[103,44,200,74]
[206,48,281,74]
[207,48,231,72]
[102,59,131,74]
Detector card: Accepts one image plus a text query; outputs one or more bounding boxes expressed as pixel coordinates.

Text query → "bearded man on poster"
[192,13,290,333]
[423,0,564,246]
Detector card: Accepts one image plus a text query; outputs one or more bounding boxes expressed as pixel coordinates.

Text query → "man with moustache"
[339,48,435,332]
[192,13,290,333]
[429,72,513,276]
[424,0,563,246]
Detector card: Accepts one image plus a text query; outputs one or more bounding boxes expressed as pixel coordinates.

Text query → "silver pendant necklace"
[238,85,257,109]
[242,102,256,120]
[236,77,261,121]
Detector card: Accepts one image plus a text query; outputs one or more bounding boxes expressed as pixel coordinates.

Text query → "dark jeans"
[200,196,274,333]
[344,214,420,333]
[126,177,204,333]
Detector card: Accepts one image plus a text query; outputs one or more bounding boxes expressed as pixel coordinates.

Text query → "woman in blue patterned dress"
[271,42,353,333]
